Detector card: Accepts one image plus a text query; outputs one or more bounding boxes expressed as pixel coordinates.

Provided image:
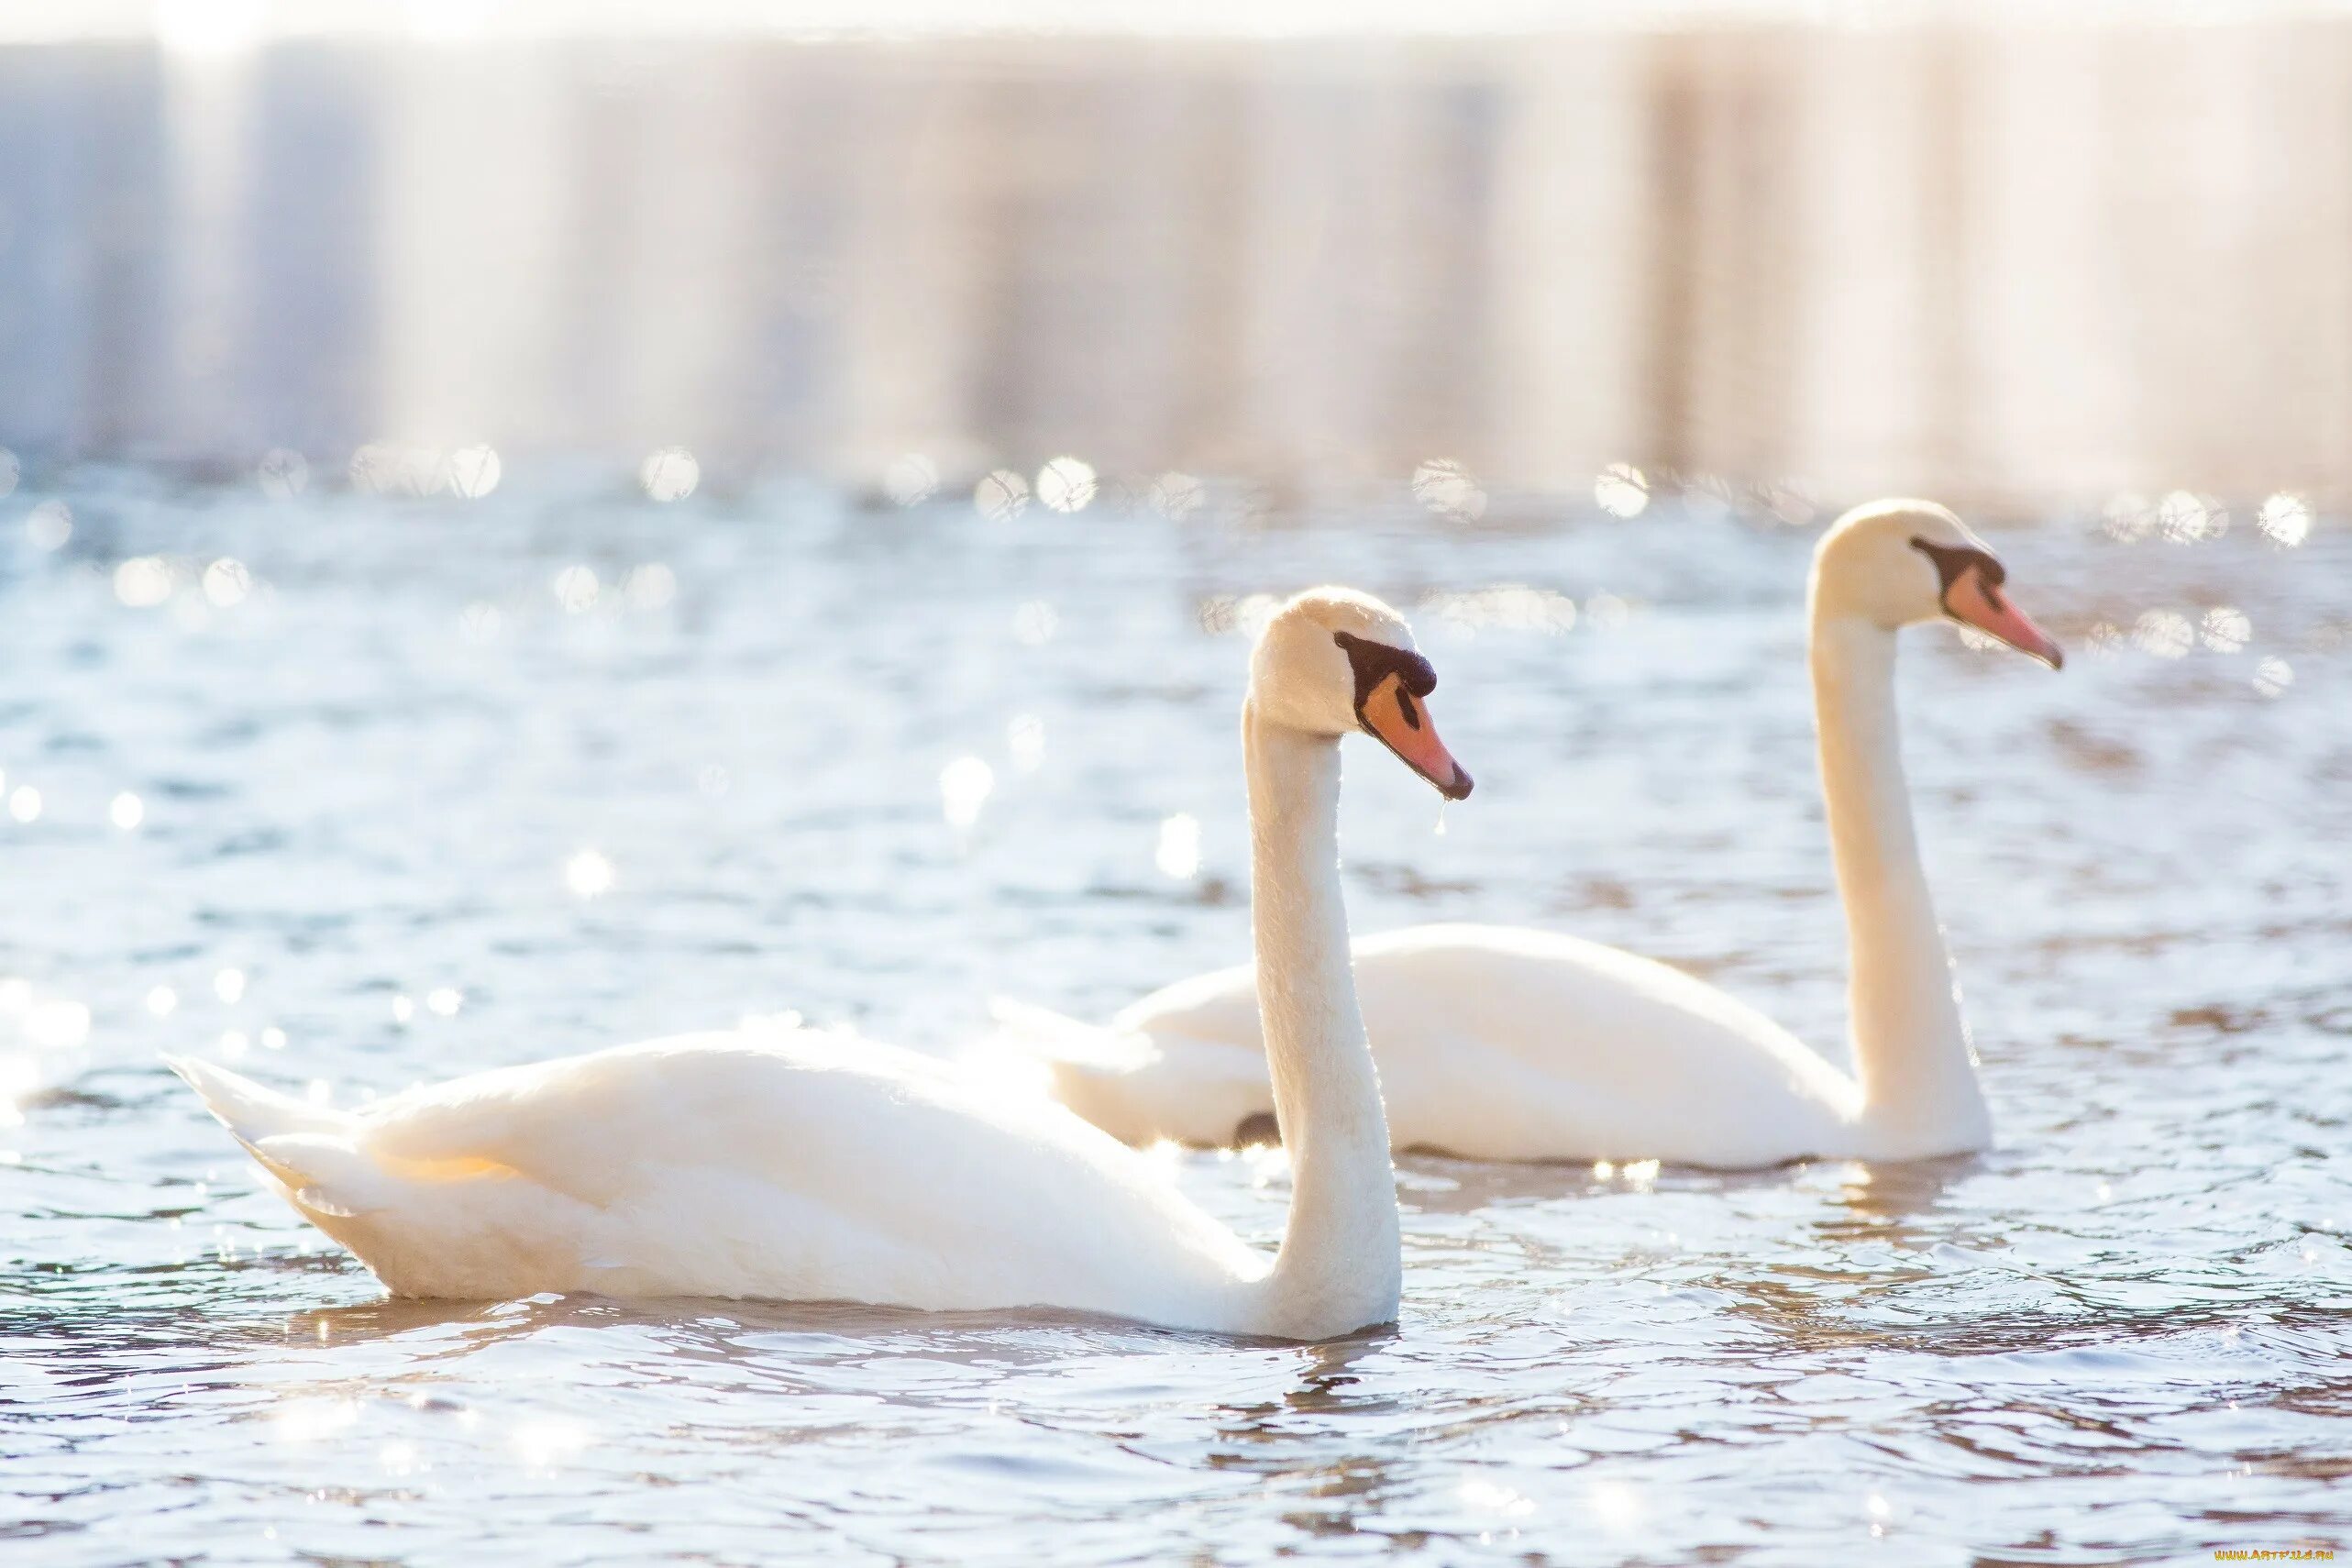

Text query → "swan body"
[171,1032,1268,1323]
[171,587,1475,1339]
[1021,923,1862,1167]
[1005,502,2064,1170]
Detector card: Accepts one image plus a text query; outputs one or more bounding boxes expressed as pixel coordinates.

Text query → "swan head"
[1813,499,2064,669]
[1249,587,1474,800]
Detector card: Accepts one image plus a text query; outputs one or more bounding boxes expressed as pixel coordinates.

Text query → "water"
[3,471,2348,1564]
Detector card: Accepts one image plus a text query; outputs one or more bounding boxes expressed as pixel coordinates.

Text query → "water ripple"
[0,471,2346,1562]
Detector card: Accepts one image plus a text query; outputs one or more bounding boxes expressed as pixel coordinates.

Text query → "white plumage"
[171,1032,1264,1323]
[1026,923,1860,1168]
[1006,502,2063,1168]
[171,586,1473,1338]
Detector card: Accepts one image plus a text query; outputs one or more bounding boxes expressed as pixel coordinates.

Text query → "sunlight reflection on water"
[0,468,2346,1563]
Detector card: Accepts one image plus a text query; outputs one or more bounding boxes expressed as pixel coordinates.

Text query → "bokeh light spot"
[26,501,72,552]
[115,557,173,609]
[203,558,251,609]
[448,445,502,500]
[623,563,677,613]
[257,448,308,500]
[1155,813,1202,880]
[940,756,994,830]
[1011,601,1057,646]
[2133,609,2193,659]
[2257,493,2311,547]
[1421,586,1576,635]
[883,454,939,507]
[1588,1480,1643,1531]
[1198,594,1281,638]
[1007,714,1045,772]
[2200,606,2250,654]
[2102,493,2153,543]
[1594,463,1649,518]
[553,565,600,614]
[2157,491,2225,544]
[1148,471,1204,520]
[513,1419,592,1470]
[640,447,700,503]
[1036,456,1097,513]
[1458,1479,1536,1518]
[349,442,396,494]
[1412,458,1487,522]
[565,849,616,900]
[974,469,1030,523]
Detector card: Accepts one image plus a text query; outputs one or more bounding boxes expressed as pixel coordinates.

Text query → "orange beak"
[1360,672,1474,800]
[1947,570,2064,670]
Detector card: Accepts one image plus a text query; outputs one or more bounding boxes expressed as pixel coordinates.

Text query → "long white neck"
[1808,611,1991,1157]
[1242,701,1400,1337]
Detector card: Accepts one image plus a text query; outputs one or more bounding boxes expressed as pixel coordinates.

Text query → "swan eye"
[1909,536,2004,608]
[1332,630,1438,710]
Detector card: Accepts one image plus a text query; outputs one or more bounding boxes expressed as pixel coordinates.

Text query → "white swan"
[999,501,2062,1168]
[170,587,1474,1339]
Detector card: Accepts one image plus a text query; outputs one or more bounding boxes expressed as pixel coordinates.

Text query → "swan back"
[181,1031,1271,1326]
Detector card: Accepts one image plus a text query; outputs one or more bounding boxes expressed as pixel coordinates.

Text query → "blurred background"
[6,6,2350,1566]
[8,2,2352,513]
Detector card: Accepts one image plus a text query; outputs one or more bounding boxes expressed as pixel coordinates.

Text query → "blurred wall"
[2,24,2347,507]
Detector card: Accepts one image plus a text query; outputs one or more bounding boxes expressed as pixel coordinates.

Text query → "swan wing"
[1348,925,1861,1165]
[183,1031,1266,1326]
[1029,924,1862,1165]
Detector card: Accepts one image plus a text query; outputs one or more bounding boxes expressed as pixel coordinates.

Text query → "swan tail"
[984,998,1157,1072]
[169,1056,572,1295]
[167,1055,351,1143]
[165,1055,388,1218]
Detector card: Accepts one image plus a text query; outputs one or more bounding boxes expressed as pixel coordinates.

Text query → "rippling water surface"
[4,472,2348,1564]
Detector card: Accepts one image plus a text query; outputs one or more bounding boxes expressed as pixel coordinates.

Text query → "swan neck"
[1809,613,1989,1152]
[1242,702,1400,1334]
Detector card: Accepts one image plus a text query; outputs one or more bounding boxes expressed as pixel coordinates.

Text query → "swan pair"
[175,499,2059,1342]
